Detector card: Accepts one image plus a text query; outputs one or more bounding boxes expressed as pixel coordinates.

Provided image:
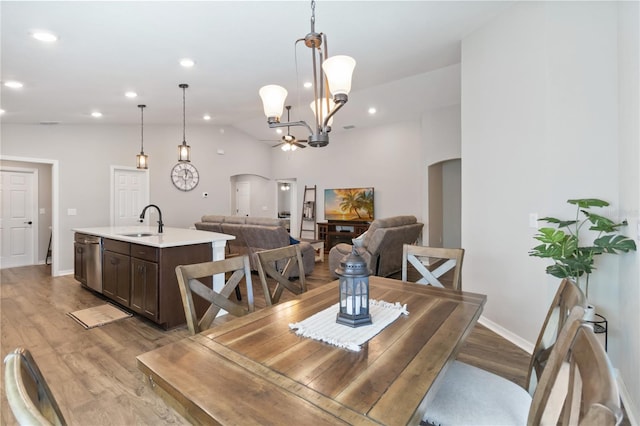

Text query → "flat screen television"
[324,187,374,222]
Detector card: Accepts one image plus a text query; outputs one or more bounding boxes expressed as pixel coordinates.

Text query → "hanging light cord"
[140,106,144,152]
[182,86,186,143]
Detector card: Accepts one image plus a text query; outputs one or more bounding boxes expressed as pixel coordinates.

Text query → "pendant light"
[178,83,191,162]
[259,0,355,148]
[136,104,148,169]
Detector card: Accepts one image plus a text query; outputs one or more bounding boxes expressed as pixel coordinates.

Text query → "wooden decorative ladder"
[299,185,317,240]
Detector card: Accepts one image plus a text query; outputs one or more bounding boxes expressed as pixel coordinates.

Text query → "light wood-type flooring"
[0,260,585,425]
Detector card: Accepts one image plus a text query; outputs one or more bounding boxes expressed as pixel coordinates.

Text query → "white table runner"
[289,299,409,352]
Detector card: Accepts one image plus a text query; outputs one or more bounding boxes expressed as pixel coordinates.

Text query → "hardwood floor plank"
[0,261,589,425]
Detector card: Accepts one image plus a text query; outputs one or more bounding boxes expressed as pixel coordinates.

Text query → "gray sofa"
[194,215,315,276]
[328,215,424,278]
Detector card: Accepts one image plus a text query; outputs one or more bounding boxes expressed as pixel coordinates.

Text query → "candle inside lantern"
[346,295,361,315]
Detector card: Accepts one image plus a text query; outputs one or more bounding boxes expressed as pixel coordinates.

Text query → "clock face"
[171,162,199,192]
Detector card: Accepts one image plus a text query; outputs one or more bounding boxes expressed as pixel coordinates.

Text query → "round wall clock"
[171,162,199,191]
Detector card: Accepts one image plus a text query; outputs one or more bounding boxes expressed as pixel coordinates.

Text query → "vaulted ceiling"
[1,1,513,142]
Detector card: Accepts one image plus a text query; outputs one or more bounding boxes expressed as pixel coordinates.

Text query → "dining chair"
[4,347,67,426]
[255,244,307,306]
[422,278,587,425]
[528,323,622,425]
[401,244,465,290]
[424,310,621,426]
[175,255,254,335]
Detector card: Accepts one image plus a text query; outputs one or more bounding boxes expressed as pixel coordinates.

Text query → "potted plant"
[529,198,636,317]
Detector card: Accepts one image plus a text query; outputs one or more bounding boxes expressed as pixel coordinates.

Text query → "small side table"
[301,239,324,262]
[585,313,608,351]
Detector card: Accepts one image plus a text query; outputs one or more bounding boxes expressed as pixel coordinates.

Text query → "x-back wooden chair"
[529,323,622,425]
[401,244,465,290]
[4,347,67,426]
[175,255,254,335]
[256,244,307,306]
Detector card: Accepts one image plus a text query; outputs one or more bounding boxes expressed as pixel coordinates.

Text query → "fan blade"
[293,142,306,149]
[297,139,308,143]
[272,142,285,148]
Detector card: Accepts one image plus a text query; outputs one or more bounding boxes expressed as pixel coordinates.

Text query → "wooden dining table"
[137,276,486,425]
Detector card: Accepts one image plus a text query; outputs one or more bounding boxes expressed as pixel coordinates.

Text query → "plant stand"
[585,313,608,351]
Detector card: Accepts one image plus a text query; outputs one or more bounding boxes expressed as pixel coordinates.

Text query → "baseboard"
[616,369,639,426]
[58,269,74,276]
[478,314,535,355]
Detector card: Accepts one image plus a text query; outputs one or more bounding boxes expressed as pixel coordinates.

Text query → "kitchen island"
[73,226,234,329]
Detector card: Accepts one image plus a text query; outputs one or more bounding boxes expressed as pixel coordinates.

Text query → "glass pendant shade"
[136,152,148,169]
[310,98,337,126]
[259,85,288,119]
[136,104,148,169]
[281,143,291,152]
[178,83,191,162]
[178,143,191,162]
[322,55,356,96]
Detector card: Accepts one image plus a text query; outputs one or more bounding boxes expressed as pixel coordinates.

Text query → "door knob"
[24,221,33,225]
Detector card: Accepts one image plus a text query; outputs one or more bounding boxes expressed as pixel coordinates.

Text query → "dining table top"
[136,276,487,425]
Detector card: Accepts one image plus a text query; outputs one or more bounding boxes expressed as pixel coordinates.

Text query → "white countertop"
[73,226,235,248]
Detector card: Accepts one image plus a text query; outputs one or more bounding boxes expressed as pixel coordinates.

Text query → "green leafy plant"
[529,198,636,298]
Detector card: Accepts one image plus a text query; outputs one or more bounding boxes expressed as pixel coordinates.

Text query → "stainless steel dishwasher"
[74,234,103,293]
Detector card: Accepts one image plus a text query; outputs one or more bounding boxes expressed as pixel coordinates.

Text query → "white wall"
[616,1,640,421]
[421,104,462,246]
[462,0,638,417]
[270,120,425,227]
[0,123,271,273]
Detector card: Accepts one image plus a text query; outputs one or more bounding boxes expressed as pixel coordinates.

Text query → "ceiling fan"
[264,106,307,151]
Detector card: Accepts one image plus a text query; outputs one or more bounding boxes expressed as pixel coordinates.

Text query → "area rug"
[67,303,132,329]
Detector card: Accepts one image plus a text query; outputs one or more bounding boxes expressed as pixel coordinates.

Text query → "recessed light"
[4,81,24,89]
[0,109,5,115]
[91,112,103,118]
[276,128,283,134]
[32,31,58,42]
[303,82,312,89]
[180,58,195,68]
[125,91,138,98]
[368,107,377,115]
[203,114,211,121]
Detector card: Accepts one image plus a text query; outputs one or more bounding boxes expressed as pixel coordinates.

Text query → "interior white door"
[112,168,149,226]
[236,181,250,216]
[0,170,36,268]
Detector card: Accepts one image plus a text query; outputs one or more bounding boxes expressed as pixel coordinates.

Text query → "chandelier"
[136,104,148,169]
[259,0,355,147]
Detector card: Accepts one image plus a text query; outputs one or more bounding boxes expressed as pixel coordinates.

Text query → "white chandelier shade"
[322,55,356,96]
[310,98,337,126]
[259,85,288,120]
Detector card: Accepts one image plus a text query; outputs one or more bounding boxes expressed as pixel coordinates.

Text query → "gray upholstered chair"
[422,278,589,425]
[328,216,423,278]
[4,347,67,425]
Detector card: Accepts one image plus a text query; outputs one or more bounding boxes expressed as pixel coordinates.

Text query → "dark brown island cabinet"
[76,233,213,329]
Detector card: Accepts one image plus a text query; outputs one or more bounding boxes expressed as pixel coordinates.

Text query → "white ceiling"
[0,1,513,143]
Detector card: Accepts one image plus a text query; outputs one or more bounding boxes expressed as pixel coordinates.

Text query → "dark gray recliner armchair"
[328,215,423,278]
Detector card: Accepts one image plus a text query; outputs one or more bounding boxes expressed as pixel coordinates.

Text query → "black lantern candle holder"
[335,247,372,327]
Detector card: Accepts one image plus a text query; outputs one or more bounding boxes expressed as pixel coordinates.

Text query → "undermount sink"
[119,232,157,237]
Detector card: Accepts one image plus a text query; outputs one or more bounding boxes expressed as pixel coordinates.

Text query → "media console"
[317,221,370,253]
